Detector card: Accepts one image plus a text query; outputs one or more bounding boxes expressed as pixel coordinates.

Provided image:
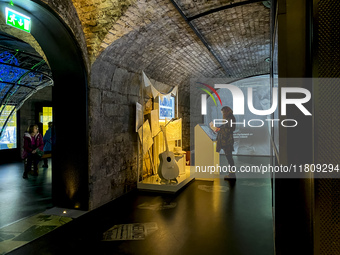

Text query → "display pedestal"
[137,166,194,193]
[194,124,220,180]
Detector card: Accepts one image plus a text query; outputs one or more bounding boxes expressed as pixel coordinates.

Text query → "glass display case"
[136,73,193,192]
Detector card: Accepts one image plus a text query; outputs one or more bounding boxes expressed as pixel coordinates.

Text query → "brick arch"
[0,0,89,210]
[71,0,138,63]
[98,0,157,55]
[42,0,90,70]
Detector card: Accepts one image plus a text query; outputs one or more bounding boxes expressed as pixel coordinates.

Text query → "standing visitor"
[210,106,236,180]
[22,124,44,179]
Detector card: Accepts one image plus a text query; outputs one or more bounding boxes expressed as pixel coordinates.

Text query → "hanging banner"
[159,86,178,102]
[142,71,178,100]
[166,118,182,141]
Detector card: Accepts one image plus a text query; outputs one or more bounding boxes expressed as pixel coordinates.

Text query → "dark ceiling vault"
[171,0,269,77]
[0,0,271,131]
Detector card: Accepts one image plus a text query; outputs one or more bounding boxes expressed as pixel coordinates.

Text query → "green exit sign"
[5,7,31,33]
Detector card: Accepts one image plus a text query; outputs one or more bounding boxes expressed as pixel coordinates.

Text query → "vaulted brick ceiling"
[94,0,271,87]
[0,0,270,88]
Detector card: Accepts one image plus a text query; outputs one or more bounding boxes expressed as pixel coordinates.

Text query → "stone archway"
[0,0,89,210]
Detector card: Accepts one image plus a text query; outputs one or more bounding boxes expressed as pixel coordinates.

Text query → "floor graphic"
[137,202,177,210]
[0,213,72,255]
[102,222,158,241]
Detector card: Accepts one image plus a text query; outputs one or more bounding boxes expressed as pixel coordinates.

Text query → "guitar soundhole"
[167,157,171,162]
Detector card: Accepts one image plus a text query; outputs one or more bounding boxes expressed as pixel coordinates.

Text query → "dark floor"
[1,156,274,255]
[0,160,53,229]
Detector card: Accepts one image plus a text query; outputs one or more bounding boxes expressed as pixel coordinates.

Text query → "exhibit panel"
[204,76,271,157]
[194,124,220,179]
[189,76,271,179]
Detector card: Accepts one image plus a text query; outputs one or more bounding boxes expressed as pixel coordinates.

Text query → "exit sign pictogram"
[5,7,31,33]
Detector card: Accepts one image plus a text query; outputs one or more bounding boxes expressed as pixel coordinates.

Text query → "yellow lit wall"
[0,105,17,149]
[42,107,52,136]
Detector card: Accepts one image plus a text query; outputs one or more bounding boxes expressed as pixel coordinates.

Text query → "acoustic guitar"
[158,124,179,183]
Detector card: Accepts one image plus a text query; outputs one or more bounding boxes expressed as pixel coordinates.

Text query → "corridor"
[0,161,52,229]
[0,156,273,255]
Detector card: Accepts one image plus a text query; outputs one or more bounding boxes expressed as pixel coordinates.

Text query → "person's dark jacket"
[216,116,236,154]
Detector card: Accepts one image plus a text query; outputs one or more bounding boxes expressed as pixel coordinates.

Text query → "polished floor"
[1,156,274,255]
[0,160,53,229]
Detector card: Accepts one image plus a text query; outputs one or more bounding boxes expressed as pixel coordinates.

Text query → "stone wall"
[72,0,137,63]
[89,61,139,209]
[88,52,185,209]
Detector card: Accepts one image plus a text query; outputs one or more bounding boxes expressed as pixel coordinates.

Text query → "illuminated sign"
[5,7,31,33]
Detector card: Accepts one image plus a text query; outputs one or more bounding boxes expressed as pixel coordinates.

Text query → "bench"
[41,153,52,159]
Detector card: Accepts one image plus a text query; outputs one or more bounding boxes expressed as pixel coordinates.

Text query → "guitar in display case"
[158,124,179,184]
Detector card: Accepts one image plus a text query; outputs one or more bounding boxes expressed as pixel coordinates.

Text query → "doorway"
[0,0,89,210]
